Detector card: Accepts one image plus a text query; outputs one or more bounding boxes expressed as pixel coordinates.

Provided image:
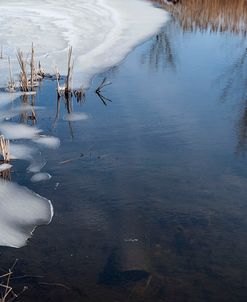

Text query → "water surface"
[1,9,247,302]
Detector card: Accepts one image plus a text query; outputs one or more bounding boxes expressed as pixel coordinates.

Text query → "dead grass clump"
[16,50,29,92]
[0,135,10,163]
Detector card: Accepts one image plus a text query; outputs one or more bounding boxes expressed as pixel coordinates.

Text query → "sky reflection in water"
[1,8,247,302]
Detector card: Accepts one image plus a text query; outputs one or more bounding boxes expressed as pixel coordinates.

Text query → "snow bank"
[0,0,168,88]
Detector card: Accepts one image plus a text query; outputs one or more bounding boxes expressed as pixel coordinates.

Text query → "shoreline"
[0,0,169,89]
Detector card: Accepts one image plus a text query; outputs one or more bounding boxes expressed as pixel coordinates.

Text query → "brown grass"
[65,45,74,97]
[0,135,10,163]
[153,0,247,34]
[16,50,28,92]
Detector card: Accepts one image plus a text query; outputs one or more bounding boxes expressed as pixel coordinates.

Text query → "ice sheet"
[0,0,168,88]
[0,179,53,248]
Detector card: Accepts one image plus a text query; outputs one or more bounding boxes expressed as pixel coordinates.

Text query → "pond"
[1,1,247,301]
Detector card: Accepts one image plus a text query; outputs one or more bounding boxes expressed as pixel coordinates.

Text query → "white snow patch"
[31,172,52,183]
[0,163,12,172]
[0,179,53,248]
[10,143,36,160]
[64,112,89,122]
[33,136,60,149]
[0,123,42,140]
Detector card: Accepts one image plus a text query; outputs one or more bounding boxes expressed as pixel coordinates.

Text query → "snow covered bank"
[0,0,169,88]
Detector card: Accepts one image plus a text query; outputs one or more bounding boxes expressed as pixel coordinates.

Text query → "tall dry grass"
[0,135,10,163]
[16,50,28,92]
[153,0,247,34]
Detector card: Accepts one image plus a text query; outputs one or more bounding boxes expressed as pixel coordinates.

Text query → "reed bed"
[153,0,247,34]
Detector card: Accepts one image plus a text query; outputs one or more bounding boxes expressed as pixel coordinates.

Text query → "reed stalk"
[30,43,35,91]
[7,57,15,92]
[65,46,74,97]
[16,50,28,92]
[0,135,10,163]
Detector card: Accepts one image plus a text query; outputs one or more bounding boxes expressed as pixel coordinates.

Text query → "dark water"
[1,18,247,302]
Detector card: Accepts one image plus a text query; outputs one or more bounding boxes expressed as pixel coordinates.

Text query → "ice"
[31,172,52,183]
[0,93,21,106]
[0,123,42,140]
[0,163,12,172]
[33,136,60,149]
[0,0,168,88]
[64,112,89,122]
[27,159,47,173]
[10,143,36,160]
[0,179,53,248]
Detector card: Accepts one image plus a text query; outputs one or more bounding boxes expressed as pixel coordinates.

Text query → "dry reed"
[153,0,247,34]
[65,45,74,97]
[30,43,35,91]
[16,50,28,92]
[7,57,15,92]
[0,135,10,163]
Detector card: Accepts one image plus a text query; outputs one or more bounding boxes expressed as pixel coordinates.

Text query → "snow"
[33,136,61,149]
[31,172,52,183]
[0,0,168,88]
[0,122,42,140]
[0,163,12,172]
[64,112,89,122]
[0,179,53,248]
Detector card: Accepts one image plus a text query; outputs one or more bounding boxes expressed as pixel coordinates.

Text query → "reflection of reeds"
[153,0,247,34]
[19,94,37,125]
[144,26,176,71]
[0,168,11,182]
[236,101,247,156]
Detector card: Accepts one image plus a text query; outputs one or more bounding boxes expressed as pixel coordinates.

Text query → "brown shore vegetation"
[152,0,247,34]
